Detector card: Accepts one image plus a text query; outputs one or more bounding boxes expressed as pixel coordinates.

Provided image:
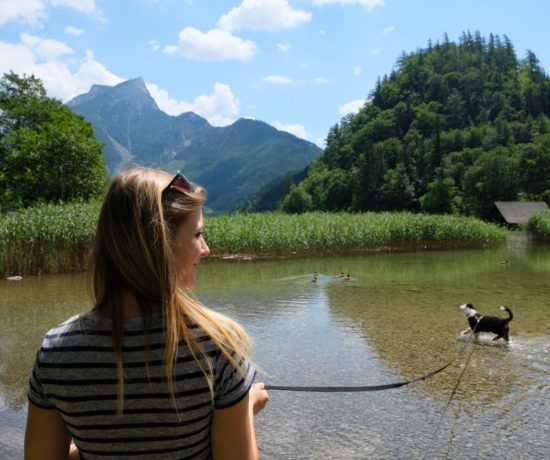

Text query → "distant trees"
[280,184,312,213]
[281,32,550,219]
[0,72,108,211]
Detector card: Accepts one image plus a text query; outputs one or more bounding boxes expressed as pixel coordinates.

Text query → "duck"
[500,260,509,266]
[6,275,23,281]
[342,274,351,281]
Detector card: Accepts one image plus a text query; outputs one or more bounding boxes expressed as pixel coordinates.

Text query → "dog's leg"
[493,332,509,342]
[461,328,472,335]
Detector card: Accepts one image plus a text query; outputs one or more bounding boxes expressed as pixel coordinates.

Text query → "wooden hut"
[494,201,549,225]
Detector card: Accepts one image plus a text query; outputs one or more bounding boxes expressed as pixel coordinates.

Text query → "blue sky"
[1,0,549,147]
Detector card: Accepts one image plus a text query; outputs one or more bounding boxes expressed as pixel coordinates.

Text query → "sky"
[1,0,550,148]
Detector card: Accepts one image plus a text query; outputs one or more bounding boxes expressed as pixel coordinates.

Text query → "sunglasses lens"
[163,172,192,194]
[173,177,191,192]
[163,171,193,193]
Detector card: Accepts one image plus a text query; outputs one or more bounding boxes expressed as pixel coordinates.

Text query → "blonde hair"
[88,167,252,413]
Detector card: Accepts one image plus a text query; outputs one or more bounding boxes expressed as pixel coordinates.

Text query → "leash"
[425,322,483,460]
[265,344,468,392]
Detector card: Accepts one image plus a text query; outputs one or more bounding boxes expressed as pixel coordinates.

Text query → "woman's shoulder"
[40,311,109,346]
[46,312,88,334]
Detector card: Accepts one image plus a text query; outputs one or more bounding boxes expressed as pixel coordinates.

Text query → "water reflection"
[1,238,549,458]
[0,274,89,409]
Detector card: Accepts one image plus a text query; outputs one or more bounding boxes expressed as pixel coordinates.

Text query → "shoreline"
[2,204,509,276]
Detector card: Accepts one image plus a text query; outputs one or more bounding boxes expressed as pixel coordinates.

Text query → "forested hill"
[281,32,550,219]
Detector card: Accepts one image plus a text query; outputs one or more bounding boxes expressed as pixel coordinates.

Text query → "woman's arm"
[211,382,269,460]
[24,401,73,460]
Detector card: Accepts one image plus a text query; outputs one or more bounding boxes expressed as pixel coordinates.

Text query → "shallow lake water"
[1,233,549,459]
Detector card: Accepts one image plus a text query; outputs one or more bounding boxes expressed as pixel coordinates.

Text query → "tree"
[0,72,108,210]
[462,146,520,218]
[420,175,458,214]
[280,184,312,214]
[379,163,416,210]
[518,134,550,196]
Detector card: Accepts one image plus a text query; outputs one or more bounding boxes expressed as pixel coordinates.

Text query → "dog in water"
[459,303,513,342]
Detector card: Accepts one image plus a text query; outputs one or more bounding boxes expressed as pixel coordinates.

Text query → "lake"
[1,233,549,459]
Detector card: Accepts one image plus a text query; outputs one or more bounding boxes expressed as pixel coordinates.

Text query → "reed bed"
[1,204,508,276]
[204,212,508,257]
[524,210,550,240]
[0,201,100,276]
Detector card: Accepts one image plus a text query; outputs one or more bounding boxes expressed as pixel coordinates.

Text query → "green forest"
[280,32,550,220]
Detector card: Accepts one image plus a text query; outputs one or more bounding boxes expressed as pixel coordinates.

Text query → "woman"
[25,168,269,459]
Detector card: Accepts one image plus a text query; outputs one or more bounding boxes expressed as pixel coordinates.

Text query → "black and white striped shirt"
[28,311,255,459]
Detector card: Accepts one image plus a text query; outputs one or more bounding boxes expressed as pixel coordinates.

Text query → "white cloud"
[319,29,327,36]
[263,75,293,84]
[65,25,84,35]
[164,27,257,61]
[21,33,73,60]
[50,0,96,14]
[0,0,48,26]
[0,40,38,74]
[367,48,380,56]
[339,98,365,115]
[147,82,240,127]
[273,121,308,140]
[277,42,291,53]
[0,36,122,102]
[353,66,361,76]
[217,0,311,32]
[148,39,160,51]
[313,0,384,10]
[383,25,395,34]
[0,0,98,26]
[312,77,328,84]
[73,49,123,90]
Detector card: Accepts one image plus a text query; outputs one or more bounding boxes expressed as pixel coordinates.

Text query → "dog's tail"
[499,305,513,322]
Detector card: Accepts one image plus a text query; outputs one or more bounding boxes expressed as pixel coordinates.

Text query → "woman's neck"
[97,288,161,319]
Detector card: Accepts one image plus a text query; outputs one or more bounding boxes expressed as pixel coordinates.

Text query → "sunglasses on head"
[163,171,192,194]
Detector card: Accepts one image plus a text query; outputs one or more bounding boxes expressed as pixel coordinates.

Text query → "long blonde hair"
[88,167,252,413]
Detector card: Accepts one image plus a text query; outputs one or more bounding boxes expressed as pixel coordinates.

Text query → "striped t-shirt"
[27,311,255,459]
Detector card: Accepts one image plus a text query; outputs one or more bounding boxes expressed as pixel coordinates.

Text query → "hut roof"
[494,201,549,224]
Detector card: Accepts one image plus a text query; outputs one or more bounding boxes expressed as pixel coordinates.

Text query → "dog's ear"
[467,303,474,308]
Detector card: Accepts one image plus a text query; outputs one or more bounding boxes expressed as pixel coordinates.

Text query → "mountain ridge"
[68,79,322,211]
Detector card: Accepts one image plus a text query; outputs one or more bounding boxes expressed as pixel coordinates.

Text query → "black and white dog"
[459,303,513,342]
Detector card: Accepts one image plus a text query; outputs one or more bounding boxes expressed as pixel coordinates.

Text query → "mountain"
[239,167,310,212]
[67,78,322,211]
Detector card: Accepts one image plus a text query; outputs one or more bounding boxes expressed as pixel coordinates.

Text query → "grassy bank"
[1,203,508,276]
[1,201,101,276]
[524,210,550,240]
[205,212,508,257]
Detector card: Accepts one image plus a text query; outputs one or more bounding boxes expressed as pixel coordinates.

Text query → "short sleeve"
[27,350,56,409]
[214,352,256,409]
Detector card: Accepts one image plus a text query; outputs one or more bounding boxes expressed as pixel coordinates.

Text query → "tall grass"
[1,204,508,275]
[205,212,508,256]
[0,201,100,275]
[524,210,550,240]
